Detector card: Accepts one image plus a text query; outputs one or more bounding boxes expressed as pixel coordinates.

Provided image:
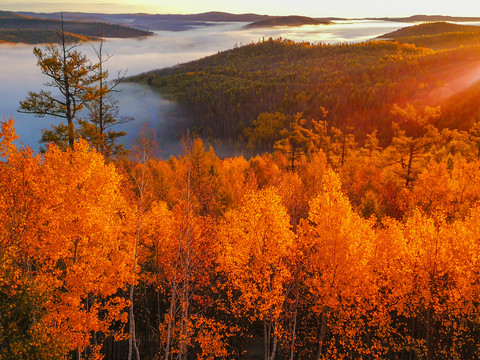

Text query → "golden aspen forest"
[4,95,480,359]
[4,9,480,360]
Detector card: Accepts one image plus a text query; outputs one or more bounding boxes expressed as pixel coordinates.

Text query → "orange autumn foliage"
[4,110,480,359]
[0,119,133,358]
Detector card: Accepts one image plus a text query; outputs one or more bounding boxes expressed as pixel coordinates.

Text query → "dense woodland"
[131,23,480,150]
[3,20,480,360]
[3,99,480,359]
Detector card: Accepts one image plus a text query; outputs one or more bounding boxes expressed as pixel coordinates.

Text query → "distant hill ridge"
[245,15,332,28]
[378,22,480,39]
[371,15,480,22]
[0,29,97,44]
[17,11,271,23]
[10,11,480,25]
[0,10,28,18]
[5,11,480,35]
[14,11,272,31]
[140,11,271,22]
[0,10,152,44]
[377,22,480,49]
[127,12,272,31]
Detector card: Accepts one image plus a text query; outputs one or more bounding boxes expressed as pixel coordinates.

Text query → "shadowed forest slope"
[130,36,480,147]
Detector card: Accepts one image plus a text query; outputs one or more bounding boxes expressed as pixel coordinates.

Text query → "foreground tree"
[0,119,134,359]
[245,112,288,153]
[386,104,441,186]
[274,113,315,172]
[19,19,129,154]
[218,187,295,360]
[298,169,376,358]
[0,119,47,359]
[18,18,97,149]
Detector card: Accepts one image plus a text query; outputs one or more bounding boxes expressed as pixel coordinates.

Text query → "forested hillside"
[130,30,480,149]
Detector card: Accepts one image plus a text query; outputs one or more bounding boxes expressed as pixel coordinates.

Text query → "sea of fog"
[0,20,413,155]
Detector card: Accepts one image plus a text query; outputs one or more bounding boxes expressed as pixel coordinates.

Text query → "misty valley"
[1,19,418,154]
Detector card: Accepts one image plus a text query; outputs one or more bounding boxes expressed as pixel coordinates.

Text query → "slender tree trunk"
[179,160,192,360]
[98,41,104,137]
[60,14,74,149]
[128,148,147,360]
[97,39,105,154]
[264,320,269,360]
[269,320,278,360]
[406,144,415,187]
[426,308,431,360]
[164,238,183,360]
[164,284,177,360]
[289,290,300,360]
[128,282,140,360]
[165,146,193,360]
[291,145,296,172]
[408,317,415,360]
[316,309,328,360]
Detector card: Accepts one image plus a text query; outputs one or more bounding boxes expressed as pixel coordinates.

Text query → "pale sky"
[0,0,479,18]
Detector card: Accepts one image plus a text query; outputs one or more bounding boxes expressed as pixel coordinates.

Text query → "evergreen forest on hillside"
[131,22,480,150]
